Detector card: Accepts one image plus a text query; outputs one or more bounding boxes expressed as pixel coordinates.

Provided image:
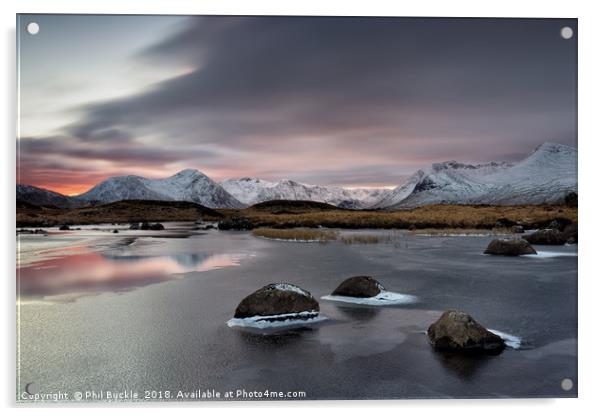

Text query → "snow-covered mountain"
[16,184,85,209]
[77,169,243,208]
[221,177,390,209]
[17,142,577,210]
[377,142,577,209]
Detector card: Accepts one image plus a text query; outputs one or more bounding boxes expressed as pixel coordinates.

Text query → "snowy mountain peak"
[533,141,576,156]
[170,168,204,178]
[77,169,243,208]
[377,142,577,209]
[221,177,390,208]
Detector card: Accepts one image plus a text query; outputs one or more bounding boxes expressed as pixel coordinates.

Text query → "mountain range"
[17,142,577,210]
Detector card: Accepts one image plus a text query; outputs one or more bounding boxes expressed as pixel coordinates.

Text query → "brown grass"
[409,228,514,236]
[340,233,397,244]
[252,228,339,242]
[221,203,577,230]
[16,200,223,227]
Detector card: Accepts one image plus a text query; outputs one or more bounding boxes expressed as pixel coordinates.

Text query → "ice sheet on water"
[488,329,522,349]
[226,311,327,329]
[525,251,577,259]
[321,291,418,306]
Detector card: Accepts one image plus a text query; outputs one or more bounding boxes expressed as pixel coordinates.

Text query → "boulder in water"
[149,223,165,230]
[331,276,385,298]
[427,310,505,354]
[523,229,567,245]
[483,239,536,256]
[58,224,70,231]
[234,283,319,319]
[129,223,140,230]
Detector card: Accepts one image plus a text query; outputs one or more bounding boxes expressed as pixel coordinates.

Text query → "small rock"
[234,283,319,319]
[112,229,119,234]
[58,224,70,231]
[427,310,505,354]
[511,225,524,234]
[331,276,385,298]
[494,218,516,228]
[523,229,567,245]
[149,223,165,230]
[563,223,578,244]
[484,239,536,256]
[547,218,572,231]
[129,223,140,230]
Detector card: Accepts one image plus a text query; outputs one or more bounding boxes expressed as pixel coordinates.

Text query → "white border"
[2,0,600,414]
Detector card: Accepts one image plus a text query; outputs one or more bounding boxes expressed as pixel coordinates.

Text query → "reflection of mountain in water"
[19,249,245,300]
[101,252,211,269]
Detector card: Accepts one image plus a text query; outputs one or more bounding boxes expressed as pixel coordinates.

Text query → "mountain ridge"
[17,142,577,210]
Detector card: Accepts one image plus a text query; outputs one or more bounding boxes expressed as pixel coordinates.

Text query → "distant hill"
[16,199,222,227]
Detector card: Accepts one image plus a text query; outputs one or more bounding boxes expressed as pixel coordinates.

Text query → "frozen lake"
[16,223,577,401]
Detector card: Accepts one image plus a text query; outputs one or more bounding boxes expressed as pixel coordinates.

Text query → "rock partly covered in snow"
[427,310,506,354]
[331,276,385,298]
[484,239,537,256]
[233,283,319,319]
[77,169,243,209]
[377,142,577,209]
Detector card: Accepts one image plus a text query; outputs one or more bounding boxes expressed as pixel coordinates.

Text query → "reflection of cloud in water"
[18,250,247,299]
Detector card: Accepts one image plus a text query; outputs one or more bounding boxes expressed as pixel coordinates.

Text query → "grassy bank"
[17,198,577,230]
[221,203,577,230]
[16,200,223,227]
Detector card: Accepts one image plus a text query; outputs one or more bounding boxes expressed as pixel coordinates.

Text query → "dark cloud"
[20,16,577,191]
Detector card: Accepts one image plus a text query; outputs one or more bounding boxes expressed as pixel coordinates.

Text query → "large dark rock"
[234,283,319,318]
[427,310,505,354]
[331,276,385,298]
[483,239,536,256]
[218,217,254,231]
[523,229,567,245]
[58,224,70,231]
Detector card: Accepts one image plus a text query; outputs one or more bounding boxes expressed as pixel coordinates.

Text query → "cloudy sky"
[17,15,577,195]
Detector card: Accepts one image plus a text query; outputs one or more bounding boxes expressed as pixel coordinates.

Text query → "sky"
[17,15,577,195]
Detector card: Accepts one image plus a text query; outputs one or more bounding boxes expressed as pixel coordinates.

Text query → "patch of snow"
[271,283,311,297]
[321,291,418,306]
[226,311,326,329]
